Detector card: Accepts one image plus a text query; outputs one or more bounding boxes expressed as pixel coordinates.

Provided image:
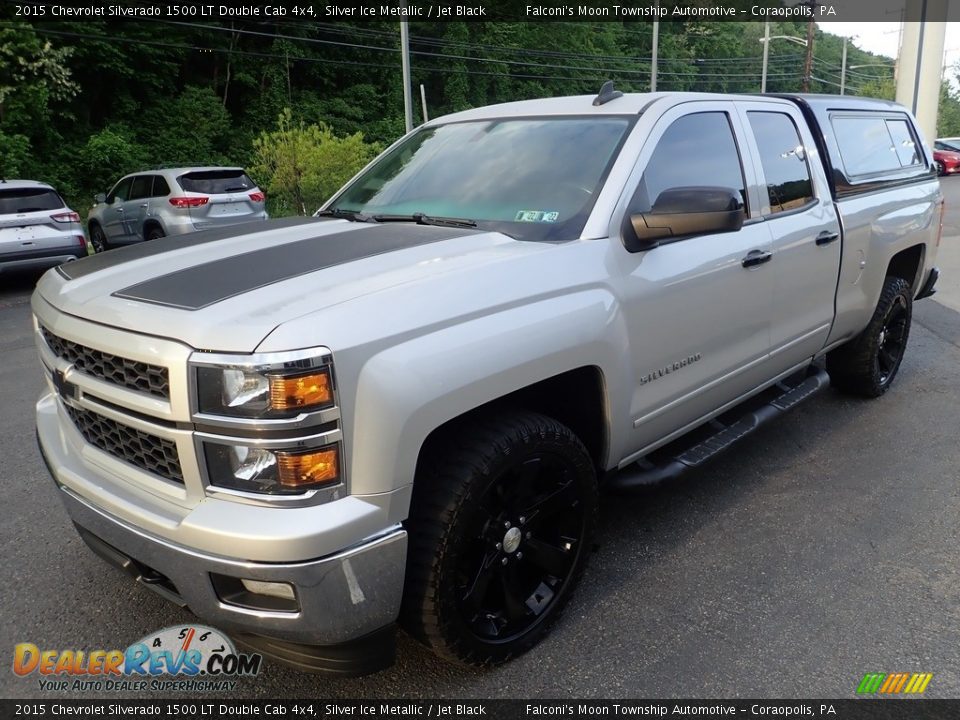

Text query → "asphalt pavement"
[2,183,959,700]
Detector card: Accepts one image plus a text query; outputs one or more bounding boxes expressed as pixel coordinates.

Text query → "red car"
[933,140,960,175]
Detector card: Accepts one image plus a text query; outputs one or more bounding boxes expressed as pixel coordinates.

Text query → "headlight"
[191,348,335,420]
[204,441,340,495]
[191,347,343,498]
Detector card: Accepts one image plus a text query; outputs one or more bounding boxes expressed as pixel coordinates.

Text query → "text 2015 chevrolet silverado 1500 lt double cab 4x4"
[33,89,942,675]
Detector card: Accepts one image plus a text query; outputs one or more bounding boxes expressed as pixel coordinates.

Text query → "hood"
[37,217,552,352]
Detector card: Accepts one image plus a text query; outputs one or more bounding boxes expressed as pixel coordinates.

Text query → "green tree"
[0,131,30,177]
[76,127,145,197]
[0,24,78,128]
[141,86,232,166]
[250,108,380,216]
[937,70,960,137]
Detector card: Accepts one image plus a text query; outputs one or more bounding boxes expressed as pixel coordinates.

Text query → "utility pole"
[400,19,413,133]
[650,18,659,92]
[761,21,770,93]
[840,36,848,95]
[801,18,815,92]
[419,84,429,124]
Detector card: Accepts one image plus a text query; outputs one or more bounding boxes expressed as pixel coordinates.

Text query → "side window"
[128,175,153,201]
[152,176,171,197]
[107,177,133,204]
[885,119,921,167]
[747,111,814,215]
[633,112,746,215]
[831,114,924,177]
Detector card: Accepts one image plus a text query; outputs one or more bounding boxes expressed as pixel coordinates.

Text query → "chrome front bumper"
[37,403,407,671]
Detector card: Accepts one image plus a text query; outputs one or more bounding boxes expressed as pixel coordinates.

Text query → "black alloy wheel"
[456,451,589,644]
[826,275,913,397]
[875,294,909,387]
[401,412,598,665]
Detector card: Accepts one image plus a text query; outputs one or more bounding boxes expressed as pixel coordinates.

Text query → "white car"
[0,180,87,275]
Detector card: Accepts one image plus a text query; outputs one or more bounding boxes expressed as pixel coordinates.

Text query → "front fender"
[347,289,625,498]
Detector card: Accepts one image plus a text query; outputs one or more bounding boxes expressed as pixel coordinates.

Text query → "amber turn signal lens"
[268,370,332,410]
[276,447,339,489]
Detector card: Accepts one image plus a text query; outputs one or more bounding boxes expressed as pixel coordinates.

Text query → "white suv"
[0,180,87,275]
[87,167,268,252]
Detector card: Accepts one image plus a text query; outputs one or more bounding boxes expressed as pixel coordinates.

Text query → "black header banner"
[2,0,957,23]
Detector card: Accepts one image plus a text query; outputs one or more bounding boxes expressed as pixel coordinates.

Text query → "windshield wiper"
[371,212,477,229]
[316,208,373,222]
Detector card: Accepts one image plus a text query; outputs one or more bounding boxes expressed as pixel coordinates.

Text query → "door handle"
[816,230,840,246]
[139,203,148,208]
[741,250,772,268]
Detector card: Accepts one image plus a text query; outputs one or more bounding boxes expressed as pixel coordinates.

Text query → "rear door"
[177,169,261,227]
[736,101,842,372]
[0,186,73,259]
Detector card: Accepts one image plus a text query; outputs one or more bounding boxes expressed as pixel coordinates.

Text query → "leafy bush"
[250,108,381,216]
[75,127,144,197]
[0,131,30,177]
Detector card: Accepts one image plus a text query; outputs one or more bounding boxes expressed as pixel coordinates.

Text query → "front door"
[103,177,133,244]
[616,104,775,455]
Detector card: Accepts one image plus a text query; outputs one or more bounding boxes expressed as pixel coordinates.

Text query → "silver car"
[0,180,87,275]
[87,167,268,252]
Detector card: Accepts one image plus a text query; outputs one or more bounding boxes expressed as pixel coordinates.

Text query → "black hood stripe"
[112,223,480,310]
[59,216,328,281]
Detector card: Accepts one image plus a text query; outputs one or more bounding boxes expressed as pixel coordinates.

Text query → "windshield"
[328,116,632,242]
[938,139,960,152]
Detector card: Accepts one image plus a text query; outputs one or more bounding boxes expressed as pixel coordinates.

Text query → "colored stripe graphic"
[857,672,932,694]
[879,674,897,693]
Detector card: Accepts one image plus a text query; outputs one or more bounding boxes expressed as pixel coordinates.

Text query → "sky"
[821,21,960,80]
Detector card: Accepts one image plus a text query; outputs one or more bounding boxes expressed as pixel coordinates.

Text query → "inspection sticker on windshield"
[515,210,559,223]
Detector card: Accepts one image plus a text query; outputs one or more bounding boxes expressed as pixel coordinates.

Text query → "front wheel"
[401,412,598,665]
[826,275,913,397]
[936,160,945,176]
[145,226,165,241]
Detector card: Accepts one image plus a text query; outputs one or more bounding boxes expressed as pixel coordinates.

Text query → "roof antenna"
[593,80,623,107]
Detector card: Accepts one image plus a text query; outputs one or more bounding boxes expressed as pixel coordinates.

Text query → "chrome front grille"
[40,326,170,399]
[64,404,184,484]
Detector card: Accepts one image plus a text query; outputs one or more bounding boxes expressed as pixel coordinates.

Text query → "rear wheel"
[936,160,945,176]
[145,226,165,241]
[826,275,913,398]
[89,224,109,253]
[401,412,598,665]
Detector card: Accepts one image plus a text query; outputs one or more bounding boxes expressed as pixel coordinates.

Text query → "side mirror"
[623,186,746,253]
[94,193,107,204]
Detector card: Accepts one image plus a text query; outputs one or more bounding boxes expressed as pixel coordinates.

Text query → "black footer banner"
[4,699,960,720]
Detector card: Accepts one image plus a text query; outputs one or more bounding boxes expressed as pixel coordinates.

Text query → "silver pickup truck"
[33,89,942,675]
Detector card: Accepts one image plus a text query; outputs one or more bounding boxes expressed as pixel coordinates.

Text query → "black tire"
[145,226,165,241]
[936,161,945,176]
[826,275,913,398]
[89,224,109,253]
[401,411,598,666]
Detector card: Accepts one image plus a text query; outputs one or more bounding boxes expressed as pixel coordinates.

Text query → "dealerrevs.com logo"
[13,625,262,692]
